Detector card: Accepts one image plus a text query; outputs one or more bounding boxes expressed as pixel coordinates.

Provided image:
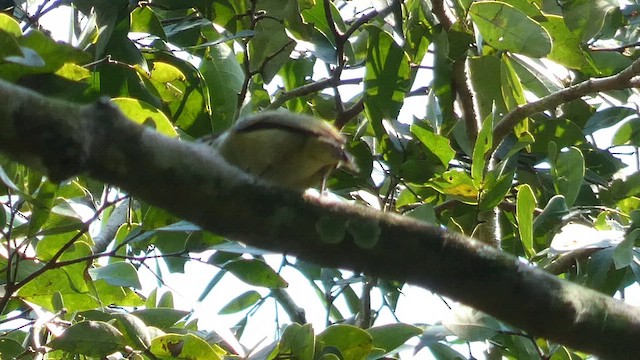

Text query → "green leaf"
[35,232,91,261]
[405,1,432,64]
[146,288,158,308]
[405,204,437,224]
[158,290,174,308]
[112,97,178,137]
[146,61,186,102]
[47,321,126,357]
[112,313,152,350]
[346,218,381,249]
[0,202,5,228]
[539,15,596,72]
[549,146,585,208]
[27,180,58,237]
[561,0,617,41]
[516,184,536,258]
[410,123,456,167]
[471,114,493,188]
[367,323,422,354]
[427,342,466,359]
[200,43,244,131]
[363,26,411,137]
[467,55,507,122]
[317,324,373,360]
[509,54,562,97]
[224,259,288,288]
[152,54,212,137]
[279,58,315,113]
[0,338,24,359]
[296,3,339,63]
[529,118,585,153]
[586,248,627,295]
[532,195,569,247]
[88,262,142,289]
[479,158,515,212]
[316,215,347,244]
[0,13,21,36]
[432,31,455,127]
[0,165,20,191]
[35,202,85,236]
[429,170,479,204]
[150,333,223,360]
[590,50,633,76]
[130,6,167,40]
[301,1,346,44]
[500,54,526,112]
[0,30,89,81]
[0,257,42,285]
[19,243,129,312]
[131,308,190,329]
[469,1,551,57]
[583,107,638,135]
[613,229,639,270]
[218,290,262,314]
[0,30,22,60]
[279,323,316,360]
[613,117,640,146]
[249,17,295,83]
[444,306,501,341]
[373,0,404,37]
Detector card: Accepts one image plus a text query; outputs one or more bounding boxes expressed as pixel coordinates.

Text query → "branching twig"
[342,7,393,40]
[0,196,127,314]
[335,97,364,128]
[21,0,62,32]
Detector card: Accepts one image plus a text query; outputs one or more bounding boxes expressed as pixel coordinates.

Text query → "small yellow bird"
[203,111,357,190]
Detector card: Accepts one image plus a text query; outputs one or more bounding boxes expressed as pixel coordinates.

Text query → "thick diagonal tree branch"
[492,57,640,154]
[1,79,640,359]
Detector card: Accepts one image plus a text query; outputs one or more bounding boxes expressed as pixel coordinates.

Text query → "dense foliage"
[1,0,640,359]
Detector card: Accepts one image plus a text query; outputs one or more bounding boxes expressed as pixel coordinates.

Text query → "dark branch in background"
[430,0,454,29]
[329,3,394,127]
[323,0,343,49]
[236,0,259,117]
[342,4,396,41]
[491,57,640,155]
[268,78,363,111]
[406,86,431,97]
[452,61,479,140]
[270,288,306,324]
[21,0,64,32]
[324,0,349,122]
[590,42,640,52]
[355,277,377,328]
[2,80,640,358]
[431,0,479,142]
[268,77,337,110]
[336,98,365,128]
[266,4,395,129]
[544,248,601,275]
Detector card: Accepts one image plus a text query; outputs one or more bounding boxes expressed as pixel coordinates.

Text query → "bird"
[201,111,358,190]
